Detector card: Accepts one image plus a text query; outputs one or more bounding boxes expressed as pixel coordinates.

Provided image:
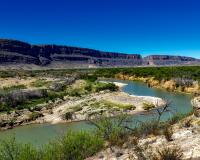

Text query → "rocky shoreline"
[87,114,200,160]
[42,90,165,124]
[86,94,200,160]
[0,81,166,130]
[115,73,200,95]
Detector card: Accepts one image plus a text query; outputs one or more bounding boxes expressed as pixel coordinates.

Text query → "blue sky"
[0,0,200,58]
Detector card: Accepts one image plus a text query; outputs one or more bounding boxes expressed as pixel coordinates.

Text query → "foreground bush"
[0,138,38,160]
[90,115,131,146]
[0,131,104,160]
[152,146,183,160]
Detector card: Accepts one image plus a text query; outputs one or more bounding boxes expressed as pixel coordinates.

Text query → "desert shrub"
[83,75,98,82]
[67,89,82,97]
[168,113,186,125]
[41,131,103,160]
[29,112,43,121]
[163,126,173,141]
[0,71,17,78]
[63,112,73,120]
[94,66,200,82]
[152,146,183,160]
[31,79,51,88]
[91,115,130,146]
[0,104,10,112]
[0,89,47,108]
[0,131,103,160]
[16,98,47,110]
[102,100,136,110]
[47,91,66,101]
[1,85,27,92]
[84,83,93,92]
[183,118,192,128]
[94,82,118,92]
[135,120,167,137]
[142,102,155,111]
[0,138,39,160]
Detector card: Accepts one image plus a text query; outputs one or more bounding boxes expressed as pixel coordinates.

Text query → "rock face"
[0,39,199,68]
[143,55,200,66]
[0,39,142,68]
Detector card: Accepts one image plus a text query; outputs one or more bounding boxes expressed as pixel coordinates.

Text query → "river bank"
[0,78,193,149]
[115,73,200,95]
[0,81,166,130]
[42,90,165,124]
[87,112,200,160]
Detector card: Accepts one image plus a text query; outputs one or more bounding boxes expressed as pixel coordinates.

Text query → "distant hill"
[0,39,199,69]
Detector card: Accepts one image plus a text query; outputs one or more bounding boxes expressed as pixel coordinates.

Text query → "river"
[0,80,192,146]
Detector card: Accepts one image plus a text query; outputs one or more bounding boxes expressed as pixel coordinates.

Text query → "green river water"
[0,80,192,146]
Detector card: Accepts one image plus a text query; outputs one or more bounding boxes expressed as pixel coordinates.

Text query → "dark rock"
[143,55,200,66]
[0,39,142,67]
[0,39,199,68]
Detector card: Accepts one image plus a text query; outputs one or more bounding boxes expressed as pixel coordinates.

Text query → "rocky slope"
[87,115,200,160]
[144,55,200,66]
[0,39,199,69]
[0,39,142,68]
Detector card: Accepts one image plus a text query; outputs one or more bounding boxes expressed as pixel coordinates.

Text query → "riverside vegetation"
[0,110,197,160]
[0,66,200,159]
[0,72,118,129]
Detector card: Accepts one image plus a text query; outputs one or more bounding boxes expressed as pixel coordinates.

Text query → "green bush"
[142,102,155,111]
[94,82,118,92]
[30,80,51,88]
[0,131,103,160]
[94,66,200,83]
[0,138,38,160]
[42,131,104,160]
[29,112,43,121]
[136,120,161,136]
[91,115,130,146]
[1,85,27,92]
[168,113,186,125]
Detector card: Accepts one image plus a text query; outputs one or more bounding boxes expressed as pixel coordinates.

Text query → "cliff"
[143,55,200,66]
[0,39,199,69]
[0,39,142,68]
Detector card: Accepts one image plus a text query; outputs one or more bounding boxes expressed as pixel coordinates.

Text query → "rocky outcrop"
[0,39,199,68]
[0,39,142,68]
[143,55,200,66]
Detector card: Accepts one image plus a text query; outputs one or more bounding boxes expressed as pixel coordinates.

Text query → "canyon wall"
[143,55,200,66]
[0,39,199,69]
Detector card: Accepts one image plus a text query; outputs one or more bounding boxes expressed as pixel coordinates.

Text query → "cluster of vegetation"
[0,108,189,160]
[65,81,118,97]
[30,79,52,88]
[1,66,200,82]
[0,85,27,93]
[0,131,103,160]
[0,78,118,112]
[152,146,183,160]
[91,100,136,111]
[0,69,91,78]
[142,102,155,111]
[93,66,200,82]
